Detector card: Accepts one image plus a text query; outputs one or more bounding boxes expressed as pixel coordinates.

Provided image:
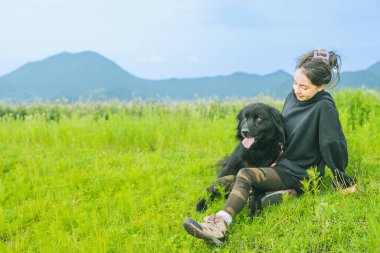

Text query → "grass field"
[0,89,379,252]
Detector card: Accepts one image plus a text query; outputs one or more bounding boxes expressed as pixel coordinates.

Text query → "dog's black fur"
[196,103,285,215]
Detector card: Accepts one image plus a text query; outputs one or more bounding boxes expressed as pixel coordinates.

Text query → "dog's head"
[236,103,285,149]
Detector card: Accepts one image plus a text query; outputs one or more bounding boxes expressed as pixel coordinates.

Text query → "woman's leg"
[222,167,288,218]
[183,167,290,246]
[197,175,237,212]
[207,175,237,195]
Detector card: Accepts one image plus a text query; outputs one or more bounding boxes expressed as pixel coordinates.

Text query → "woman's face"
[293,68,325,101]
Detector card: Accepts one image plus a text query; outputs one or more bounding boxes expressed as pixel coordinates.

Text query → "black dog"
[196,103,285,214]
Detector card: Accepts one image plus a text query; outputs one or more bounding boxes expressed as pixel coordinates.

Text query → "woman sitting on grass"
[183,49,356,246]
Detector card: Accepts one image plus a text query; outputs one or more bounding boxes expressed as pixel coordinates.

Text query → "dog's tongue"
[242,137,255,149]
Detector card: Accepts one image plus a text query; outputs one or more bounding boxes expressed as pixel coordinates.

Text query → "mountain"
[142,70,293,99]
[0,51,148,102]
[0,51,379,102]
[340,61,380,88]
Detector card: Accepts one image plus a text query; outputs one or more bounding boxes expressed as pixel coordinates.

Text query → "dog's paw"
[196,198,207,212]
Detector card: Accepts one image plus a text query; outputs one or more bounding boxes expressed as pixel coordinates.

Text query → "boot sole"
[261,190,297,207]
[183,218,224,246]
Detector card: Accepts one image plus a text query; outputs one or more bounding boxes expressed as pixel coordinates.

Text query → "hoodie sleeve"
[318,101,348,173]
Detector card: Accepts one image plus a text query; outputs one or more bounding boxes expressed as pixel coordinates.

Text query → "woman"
[183,49,356,246]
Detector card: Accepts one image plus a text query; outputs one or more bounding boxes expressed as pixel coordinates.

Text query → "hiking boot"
[183,214,227,246]
[261,189,298,207]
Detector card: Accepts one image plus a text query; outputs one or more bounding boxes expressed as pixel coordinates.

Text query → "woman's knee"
[237,167,259,183]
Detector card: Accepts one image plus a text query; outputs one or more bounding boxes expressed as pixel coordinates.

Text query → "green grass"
[0,90,379,252]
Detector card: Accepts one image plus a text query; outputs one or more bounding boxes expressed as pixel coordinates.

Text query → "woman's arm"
[319,101,355,187]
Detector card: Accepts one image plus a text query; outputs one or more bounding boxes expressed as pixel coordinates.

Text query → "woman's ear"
[317,84,326,92]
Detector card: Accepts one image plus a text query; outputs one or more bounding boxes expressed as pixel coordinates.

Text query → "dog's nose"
[241,128,249,136]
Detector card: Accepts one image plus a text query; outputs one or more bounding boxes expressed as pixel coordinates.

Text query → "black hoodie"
[276,90,348,181]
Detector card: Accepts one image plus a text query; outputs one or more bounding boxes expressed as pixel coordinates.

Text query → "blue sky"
[0,0,379,79]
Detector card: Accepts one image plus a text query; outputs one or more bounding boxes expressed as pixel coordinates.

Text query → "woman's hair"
[295,49,341,89]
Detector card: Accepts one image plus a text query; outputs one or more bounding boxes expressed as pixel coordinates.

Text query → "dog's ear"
[270,109,285,145]
[236,109,243,122]
[235,109,244,140]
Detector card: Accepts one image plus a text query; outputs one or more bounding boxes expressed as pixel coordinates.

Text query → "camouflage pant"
[212,167,290,218]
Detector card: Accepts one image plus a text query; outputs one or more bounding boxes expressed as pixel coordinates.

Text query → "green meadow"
[0,89,379,252]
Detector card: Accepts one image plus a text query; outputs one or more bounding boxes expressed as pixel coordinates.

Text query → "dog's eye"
[255,117,262,123]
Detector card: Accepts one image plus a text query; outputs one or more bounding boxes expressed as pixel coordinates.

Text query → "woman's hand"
[271,148,284,168]
[340,185,357,194]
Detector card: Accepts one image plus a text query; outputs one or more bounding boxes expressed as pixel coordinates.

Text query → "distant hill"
[0,51,379,102]
[0,51,146,102]
[143,70,293,99]
[340,61,380,88]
